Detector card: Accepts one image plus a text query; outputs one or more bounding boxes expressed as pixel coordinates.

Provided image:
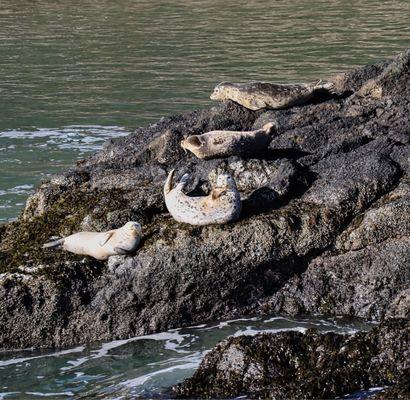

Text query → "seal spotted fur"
[43,221,142,260]
[210,80,334,110]
[164,170,241,226]
[180,122,275,160]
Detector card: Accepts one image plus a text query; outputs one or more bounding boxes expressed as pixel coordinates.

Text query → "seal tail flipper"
[320,81,335,92]
[176,173,190,190]
[164,169,175,195]
[262,122,276,135]
[312,80,335,93]
[43,238,64,249]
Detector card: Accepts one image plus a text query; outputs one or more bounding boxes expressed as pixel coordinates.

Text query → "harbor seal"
[180,122,275,160]
[164,170,241,225]
[210,80,334,110]
[43,221,142,260]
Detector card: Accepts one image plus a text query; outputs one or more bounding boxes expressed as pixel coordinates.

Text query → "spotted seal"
[210,80,334,110]
[42,221,142,260]
[164,170,241,225]
[180,122,275,160]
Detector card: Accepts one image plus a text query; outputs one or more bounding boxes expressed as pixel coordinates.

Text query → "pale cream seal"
[163,170,241,225]
[180,122,275,160]
[210,80,334,110]
[43,221,142,260]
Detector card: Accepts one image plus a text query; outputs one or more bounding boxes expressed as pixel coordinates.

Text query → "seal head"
[210,82,233,101]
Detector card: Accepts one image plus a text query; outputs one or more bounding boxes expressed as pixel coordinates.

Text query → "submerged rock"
[174,319,409,399]
[0,49,409,349]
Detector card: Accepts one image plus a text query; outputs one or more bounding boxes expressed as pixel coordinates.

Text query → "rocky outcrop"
[0,49,409,349]
[174,319,409,399]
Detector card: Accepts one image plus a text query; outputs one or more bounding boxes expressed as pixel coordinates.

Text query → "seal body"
[164,170,241,226]
[180,122,275,160]
[210,81,334,110]
[43,221,142,260]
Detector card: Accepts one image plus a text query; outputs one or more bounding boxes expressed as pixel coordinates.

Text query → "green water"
[0,0,409,221]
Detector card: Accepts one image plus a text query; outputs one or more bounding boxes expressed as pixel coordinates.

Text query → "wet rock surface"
[174,319,409,399]
[0,49,409,349]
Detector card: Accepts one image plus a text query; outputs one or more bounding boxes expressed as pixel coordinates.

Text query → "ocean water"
[0,0,409,221]
[0,316,374,399]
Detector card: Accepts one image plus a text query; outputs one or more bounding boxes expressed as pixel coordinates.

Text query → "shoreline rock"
[173,319,409,399]
[0,49,409,350]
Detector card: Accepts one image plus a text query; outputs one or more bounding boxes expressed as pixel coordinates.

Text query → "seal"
[180,122,275,160]
[210,80,334,110]
[164,170,241,225]
[43,221,142,260]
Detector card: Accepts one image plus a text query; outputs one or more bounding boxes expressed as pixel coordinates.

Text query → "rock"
[267,238,409,319]
[0,49,409,349]
[174,319,409,399]
[335,177,410,252]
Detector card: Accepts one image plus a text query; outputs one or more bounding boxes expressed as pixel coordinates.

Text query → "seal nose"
[127,222,141,233]
[210,91,218,100]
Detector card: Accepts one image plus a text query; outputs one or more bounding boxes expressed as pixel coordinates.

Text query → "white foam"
[25,392,74,397]
[0,393,20,400]
[0,184,34,197]
[61,330,190,371]
[146,350,206,368]
[0,126,128,155]
[232,326,307,337]
[197,317,260,331]
[368,387,386,392]
[121,358,201,388]
[0,346,85,367]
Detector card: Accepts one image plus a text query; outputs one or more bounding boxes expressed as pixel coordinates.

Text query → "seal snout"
[125,221,142,235]
[216,173,236,189]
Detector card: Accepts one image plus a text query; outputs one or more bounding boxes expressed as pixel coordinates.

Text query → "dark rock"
[267,238,409,319]
[174,319,409,399]
[0,49,409,349]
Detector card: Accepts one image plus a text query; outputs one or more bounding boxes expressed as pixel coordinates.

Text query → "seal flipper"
[262,122,276,135]
[164,169,175,195]
[211,189,226,200]
[99,232,114,247]
[113,247,130,255]
[43,238,64,249]
[311,80,335,93]
[247,98,267,110]
[176,173,190,191]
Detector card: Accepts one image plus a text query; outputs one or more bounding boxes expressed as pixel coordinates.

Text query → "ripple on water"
[0,125,129,221]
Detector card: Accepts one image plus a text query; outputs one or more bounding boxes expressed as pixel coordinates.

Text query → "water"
[0,0,409,221]
[0,316,374,399]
